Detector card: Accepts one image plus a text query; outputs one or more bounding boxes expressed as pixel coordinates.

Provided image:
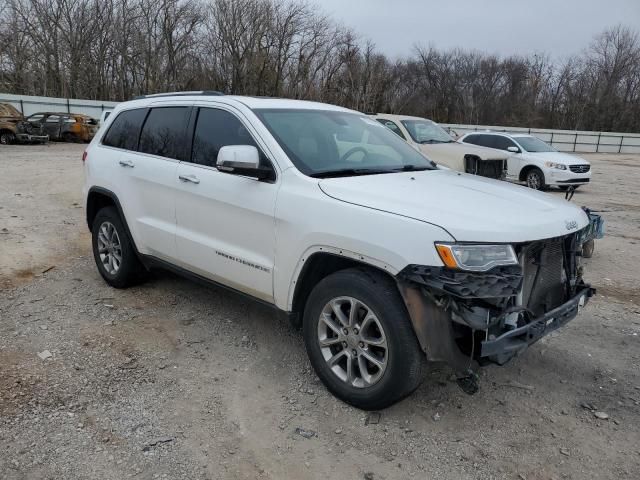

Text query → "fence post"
[19,100,24,114]
[550,131,554,147]
[573,132,577,152]
[66,98,70,113]
[619,135,624,153]
[597,132,601,153]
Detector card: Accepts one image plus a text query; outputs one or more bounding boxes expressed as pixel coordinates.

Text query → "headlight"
[544,161,567,170]
[435,243,518,271]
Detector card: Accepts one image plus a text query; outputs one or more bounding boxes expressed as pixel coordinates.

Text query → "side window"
[102,108,148,151]
[489,136,516,151]
[28,114,44,122]
[45,115,60,123]
[375,119,406,140]
[191,108,268,168]
[463,134,482,146]
[138,107,190,160]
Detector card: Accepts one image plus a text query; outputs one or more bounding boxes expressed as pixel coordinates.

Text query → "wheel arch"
[86,187,140,256]
[519,164,541,182]
[288,248,399,327]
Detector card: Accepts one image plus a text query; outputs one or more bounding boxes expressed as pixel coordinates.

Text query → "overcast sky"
[314,0,640,59]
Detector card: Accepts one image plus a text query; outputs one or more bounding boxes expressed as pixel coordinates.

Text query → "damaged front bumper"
[15,133,49,143]
[480,285,594,364]
[396,233,594,381]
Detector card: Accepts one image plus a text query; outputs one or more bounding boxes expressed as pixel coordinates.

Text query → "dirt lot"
[1,143,639,480]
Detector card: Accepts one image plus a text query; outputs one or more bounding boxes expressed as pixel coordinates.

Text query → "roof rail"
[133,91,224,100]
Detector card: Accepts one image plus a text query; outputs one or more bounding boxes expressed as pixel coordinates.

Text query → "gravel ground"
[1,143,639,480]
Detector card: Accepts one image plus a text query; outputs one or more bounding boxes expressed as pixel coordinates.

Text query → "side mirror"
[507,146,520,153]
[216,145,272,180]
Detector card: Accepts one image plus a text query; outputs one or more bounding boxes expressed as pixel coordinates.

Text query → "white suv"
[83,92,594,409]
[459,132,592,190]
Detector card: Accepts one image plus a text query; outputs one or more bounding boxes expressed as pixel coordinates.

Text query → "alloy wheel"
[527,171,541,189]
[317,296,388,388]
[97,221,122,275]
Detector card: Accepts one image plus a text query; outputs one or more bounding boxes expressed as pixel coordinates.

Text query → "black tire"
[91,206,145,288]
[303,268,424,410]
[582,239,595,258]
[0,131,16,145]
[525,167,547,190]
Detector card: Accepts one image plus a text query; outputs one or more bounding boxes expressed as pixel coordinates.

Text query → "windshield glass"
[254,109,436,177]
[515,136,555,152]
[400,119,453,144]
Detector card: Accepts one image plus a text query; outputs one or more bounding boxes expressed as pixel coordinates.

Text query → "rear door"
[174,106,278,302]
[101,106,190,262]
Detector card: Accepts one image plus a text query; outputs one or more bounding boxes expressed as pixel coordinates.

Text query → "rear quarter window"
[102,108,148,151]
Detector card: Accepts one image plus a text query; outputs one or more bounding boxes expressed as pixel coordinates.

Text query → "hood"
[523,151,589,165]
[318,169,589,243]
[0,103,23,120]
[418,142,508,160]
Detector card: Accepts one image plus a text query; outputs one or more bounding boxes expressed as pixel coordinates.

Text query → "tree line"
[1,0,639,133]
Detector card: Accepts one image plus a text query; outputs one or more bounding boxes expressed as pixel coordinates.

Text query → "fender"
[286,245,398,311]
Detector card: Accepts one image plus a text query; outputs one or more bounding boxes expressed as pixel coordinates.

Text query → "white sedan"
[459,132,592,190]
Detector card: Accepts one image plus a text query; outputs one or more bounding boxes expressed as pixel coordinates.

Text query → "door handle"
[179,174,200,184]
[119,160,134,168]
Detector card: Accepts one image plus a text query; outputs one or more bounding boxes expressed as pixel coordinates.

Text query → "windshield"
[515,136,555,152]
[400,119,453,144]
[254,109,436,177]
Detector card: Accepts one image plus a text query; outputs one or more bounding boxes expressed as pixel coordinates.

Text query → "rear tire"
[91,206,145,288]
[525,167,547,190]
[303,268,424,410]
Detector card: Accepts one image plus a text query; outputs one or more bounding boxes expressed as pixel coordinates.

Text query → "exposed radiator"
[521,239,565,317]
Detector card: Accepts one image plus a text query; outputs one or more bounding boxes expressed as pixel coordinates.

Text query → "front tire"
[303,268,424,410]
[91,206,145,288]
[0,131,16,145]
[526,167,547,190]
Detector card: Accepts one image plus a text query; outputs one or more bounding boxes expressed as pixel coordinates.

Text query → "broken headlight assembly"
[435,243,518,272]
[544,161,567,170]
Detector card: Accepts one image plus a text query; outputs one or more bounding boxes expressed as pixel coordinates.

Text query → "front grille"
[521,239,565,317]
[569,164,590,173]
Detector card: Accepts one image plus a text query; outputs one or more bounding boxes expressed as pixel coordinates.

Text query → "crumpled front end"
[397,230,594,388]
[15,120,49,143]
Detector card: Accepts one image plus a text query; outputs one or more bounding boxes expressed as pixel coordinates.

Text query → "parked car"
[0,103,49,145]
[459,132,592,190]
[373,114,508,180]
[26,112,99,142]
[84,92,594,409]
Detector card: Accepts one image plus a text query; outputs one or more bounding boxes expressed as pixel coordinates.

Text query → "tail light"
[82,150,88,163]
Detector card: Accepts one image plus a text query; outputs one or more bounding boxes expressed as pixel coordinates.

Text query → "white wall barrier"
[0,93,118,120]
[2,93,639,153]
[441,123,640,154]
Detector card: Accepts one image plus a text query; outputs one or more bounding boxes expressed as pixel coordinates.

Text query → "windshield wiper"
[309,168,396,178]
[393,164,433,172]
[310,165,434,178]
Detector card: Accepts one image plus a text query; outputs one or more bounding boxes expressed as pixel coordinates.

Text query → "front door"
[43,114,62,139]
[174,106,278,302]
